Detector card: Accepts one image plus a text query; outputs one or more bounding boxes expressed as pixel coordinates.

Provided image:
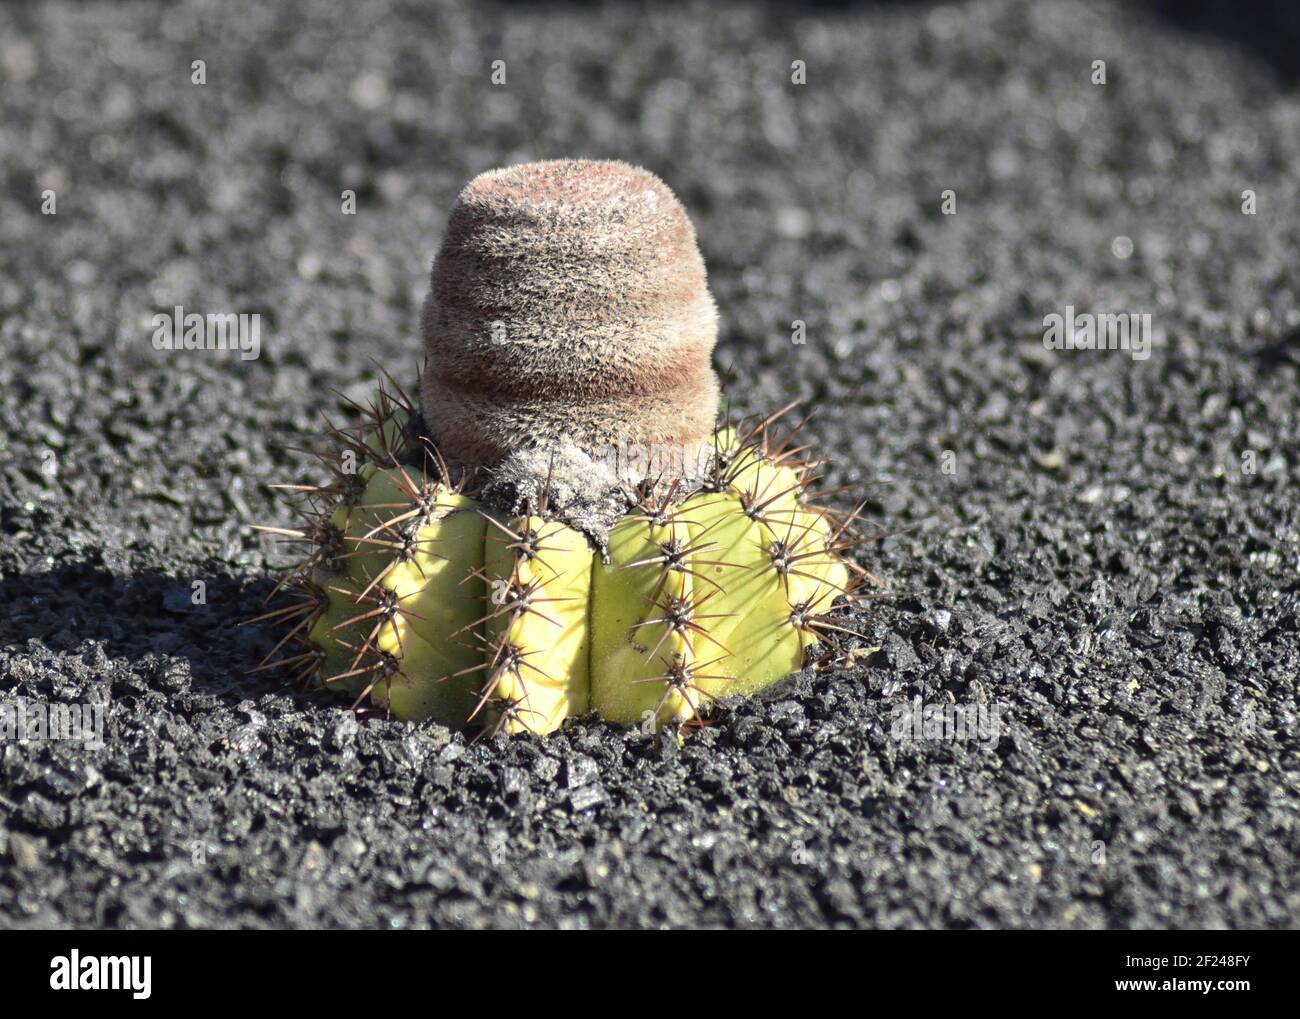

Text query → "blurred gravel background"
[1,0,1297,928]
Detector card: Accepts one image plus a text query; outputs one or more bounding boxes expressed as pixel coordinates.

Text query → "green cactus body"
[269,406,856,737]
[481,513,594,733]
[306,459,487,723]
[590,432,848,727]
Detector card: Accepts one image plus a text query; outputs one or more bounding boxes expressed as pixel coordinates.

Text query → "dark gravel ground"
[1,0,1297,930]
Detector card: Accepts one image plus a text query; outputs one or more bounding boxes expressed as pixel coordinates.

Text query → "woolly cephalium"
[253,160,873,736]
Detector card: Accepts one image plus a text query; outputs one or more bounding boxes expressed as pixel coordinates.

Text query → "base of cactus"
[250,375,871,736]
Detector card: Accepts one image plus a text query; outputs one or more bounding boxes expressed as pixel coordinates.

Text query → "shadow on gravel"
[0,564,287,701]
[1144,0,1300,85]
[1253,326,1300,374]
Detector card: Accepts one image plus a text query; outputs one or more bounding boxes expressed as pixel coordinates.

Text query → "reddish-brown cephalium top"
[420,159,720,489]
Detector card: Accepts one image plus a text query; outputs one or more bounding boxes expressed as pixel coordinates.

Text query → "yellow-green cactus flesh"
[283,421,854,736]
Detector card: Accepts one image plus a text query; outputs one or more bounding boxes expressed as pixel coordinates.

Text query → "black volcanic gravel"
[0,0,1298,929]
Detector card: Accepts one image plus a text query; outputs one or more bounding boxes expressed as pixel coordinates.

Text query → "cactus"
[253,160,869,736]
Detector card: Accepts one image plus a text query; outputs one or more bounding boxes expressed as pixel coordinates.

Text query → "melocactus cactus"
[256,159,866,736]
